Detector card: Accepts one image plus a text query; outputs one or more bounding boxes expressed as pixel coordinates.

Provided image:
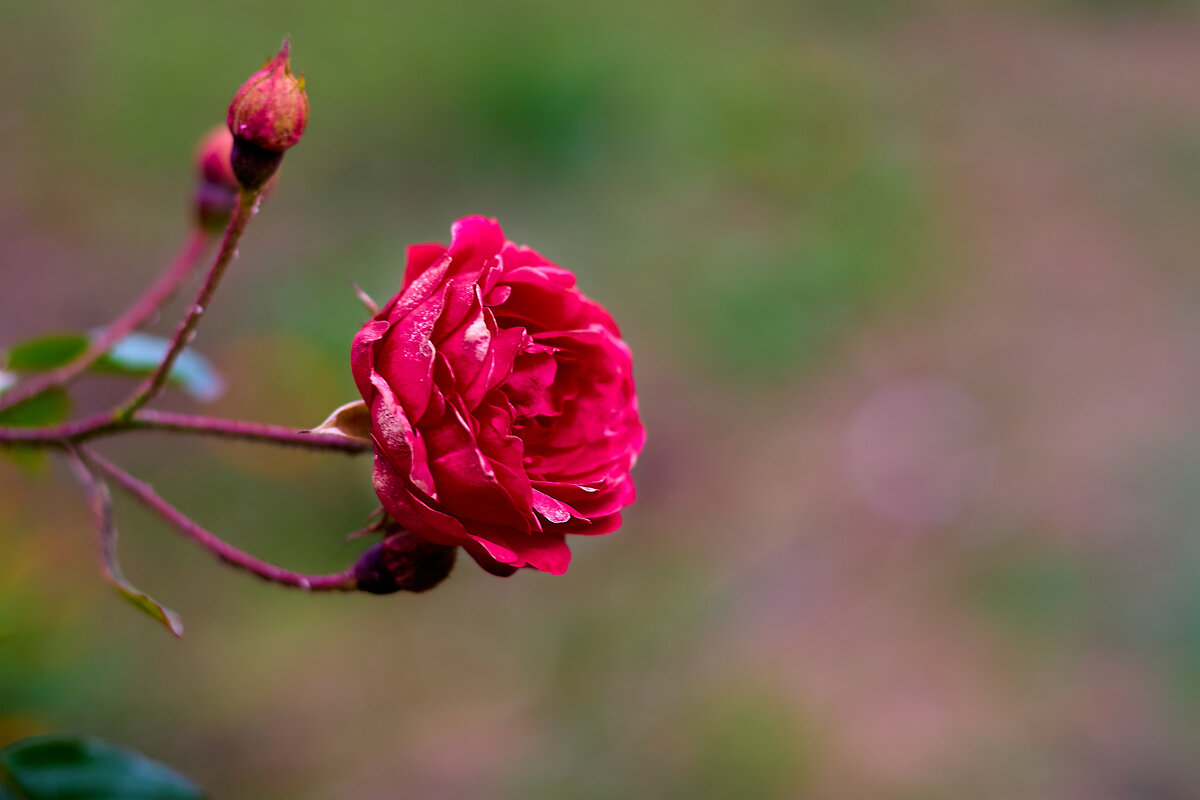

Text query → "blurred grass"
[3,0,942,385]
[958,539,1097,649]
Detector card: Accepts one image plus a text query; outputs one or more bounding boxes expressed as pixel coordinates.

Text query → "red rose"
[351,217,644,576]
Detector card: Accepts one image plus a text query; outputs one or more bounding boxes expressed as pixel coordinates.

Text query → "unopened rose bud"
[352,529,457,595]
[192,126,238,233]
[197,125,238,186]
[226,38,309,190]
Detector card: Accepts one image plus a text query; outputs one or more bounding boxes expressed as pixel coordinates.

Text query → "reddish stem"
[0,229,210,414]
[0,408,370,453]
[118,190,259,418]
[132,410,371,452]
[82,448,358,592]
[0,411,122,444]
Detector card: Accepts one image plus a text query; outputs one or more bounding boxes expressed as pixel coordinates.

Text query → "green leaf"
[2,334,89,373]
[0,331,223,402]
[68,454,184,638]
[113,584,185,639]
[0,735,205,799]
[93,333,224,402]
[0,388,71,474]
[0,388,71,428]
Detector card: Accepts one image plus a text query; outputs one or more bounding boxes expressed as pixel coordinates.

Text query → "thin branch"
[129,410,371,453]
[0,229,210,414]
[0,411,120,445]
[0,409,370,454]
[117,190,260,418]
[82,448,359,592]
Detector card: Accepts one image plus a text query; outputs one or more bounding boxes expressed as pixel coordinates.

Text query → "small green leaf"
[0,735,205,799]
[0,332,224,402]
[0,388,70,428]
[93,333,224,402]
[67,453,184,638]
[114,584,185,638]
[0,388,71,474]
[3,334,89,373]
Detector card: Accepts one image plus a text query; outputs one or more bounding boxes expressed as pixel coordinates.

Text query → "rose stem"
[82,447,359,592]
[130,410,372,451]
[0,409,370,453]
[116,189,260,419]
[0,229,211,415]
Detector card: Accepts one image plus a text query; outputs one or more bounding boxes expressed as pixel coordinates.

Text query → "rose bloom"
[352,217,644,576]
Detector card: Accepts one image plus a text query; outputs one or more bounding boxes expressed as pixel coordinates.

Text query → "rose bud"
[225,38,309,190]
[351,217,645,578]
[353,528,458,594]
[192,126,238,233]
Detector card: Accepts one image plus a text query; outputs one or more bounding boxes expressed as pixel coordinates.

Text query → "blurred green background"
[5,0,1200,797]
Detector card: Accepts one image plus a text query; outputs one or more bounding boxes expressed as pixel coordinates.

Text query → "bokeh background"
[5,1,1200,797]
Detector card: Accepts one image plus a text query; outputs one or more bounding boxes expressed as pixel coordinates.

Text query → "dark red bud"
[353,529,457,595]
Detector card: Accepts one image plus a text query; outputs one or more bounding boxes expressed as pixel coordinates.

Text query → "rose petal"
[531,489,578,525]
[404,243,447,288]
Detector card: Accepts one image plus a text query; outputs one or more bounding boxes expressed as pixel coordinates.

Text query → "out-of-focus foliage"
[1,331,223,402]
[0,735,205,800]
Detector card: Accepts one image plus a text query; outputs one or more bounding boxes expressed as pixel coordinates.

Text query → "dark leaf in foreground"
[0,735,205,799]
